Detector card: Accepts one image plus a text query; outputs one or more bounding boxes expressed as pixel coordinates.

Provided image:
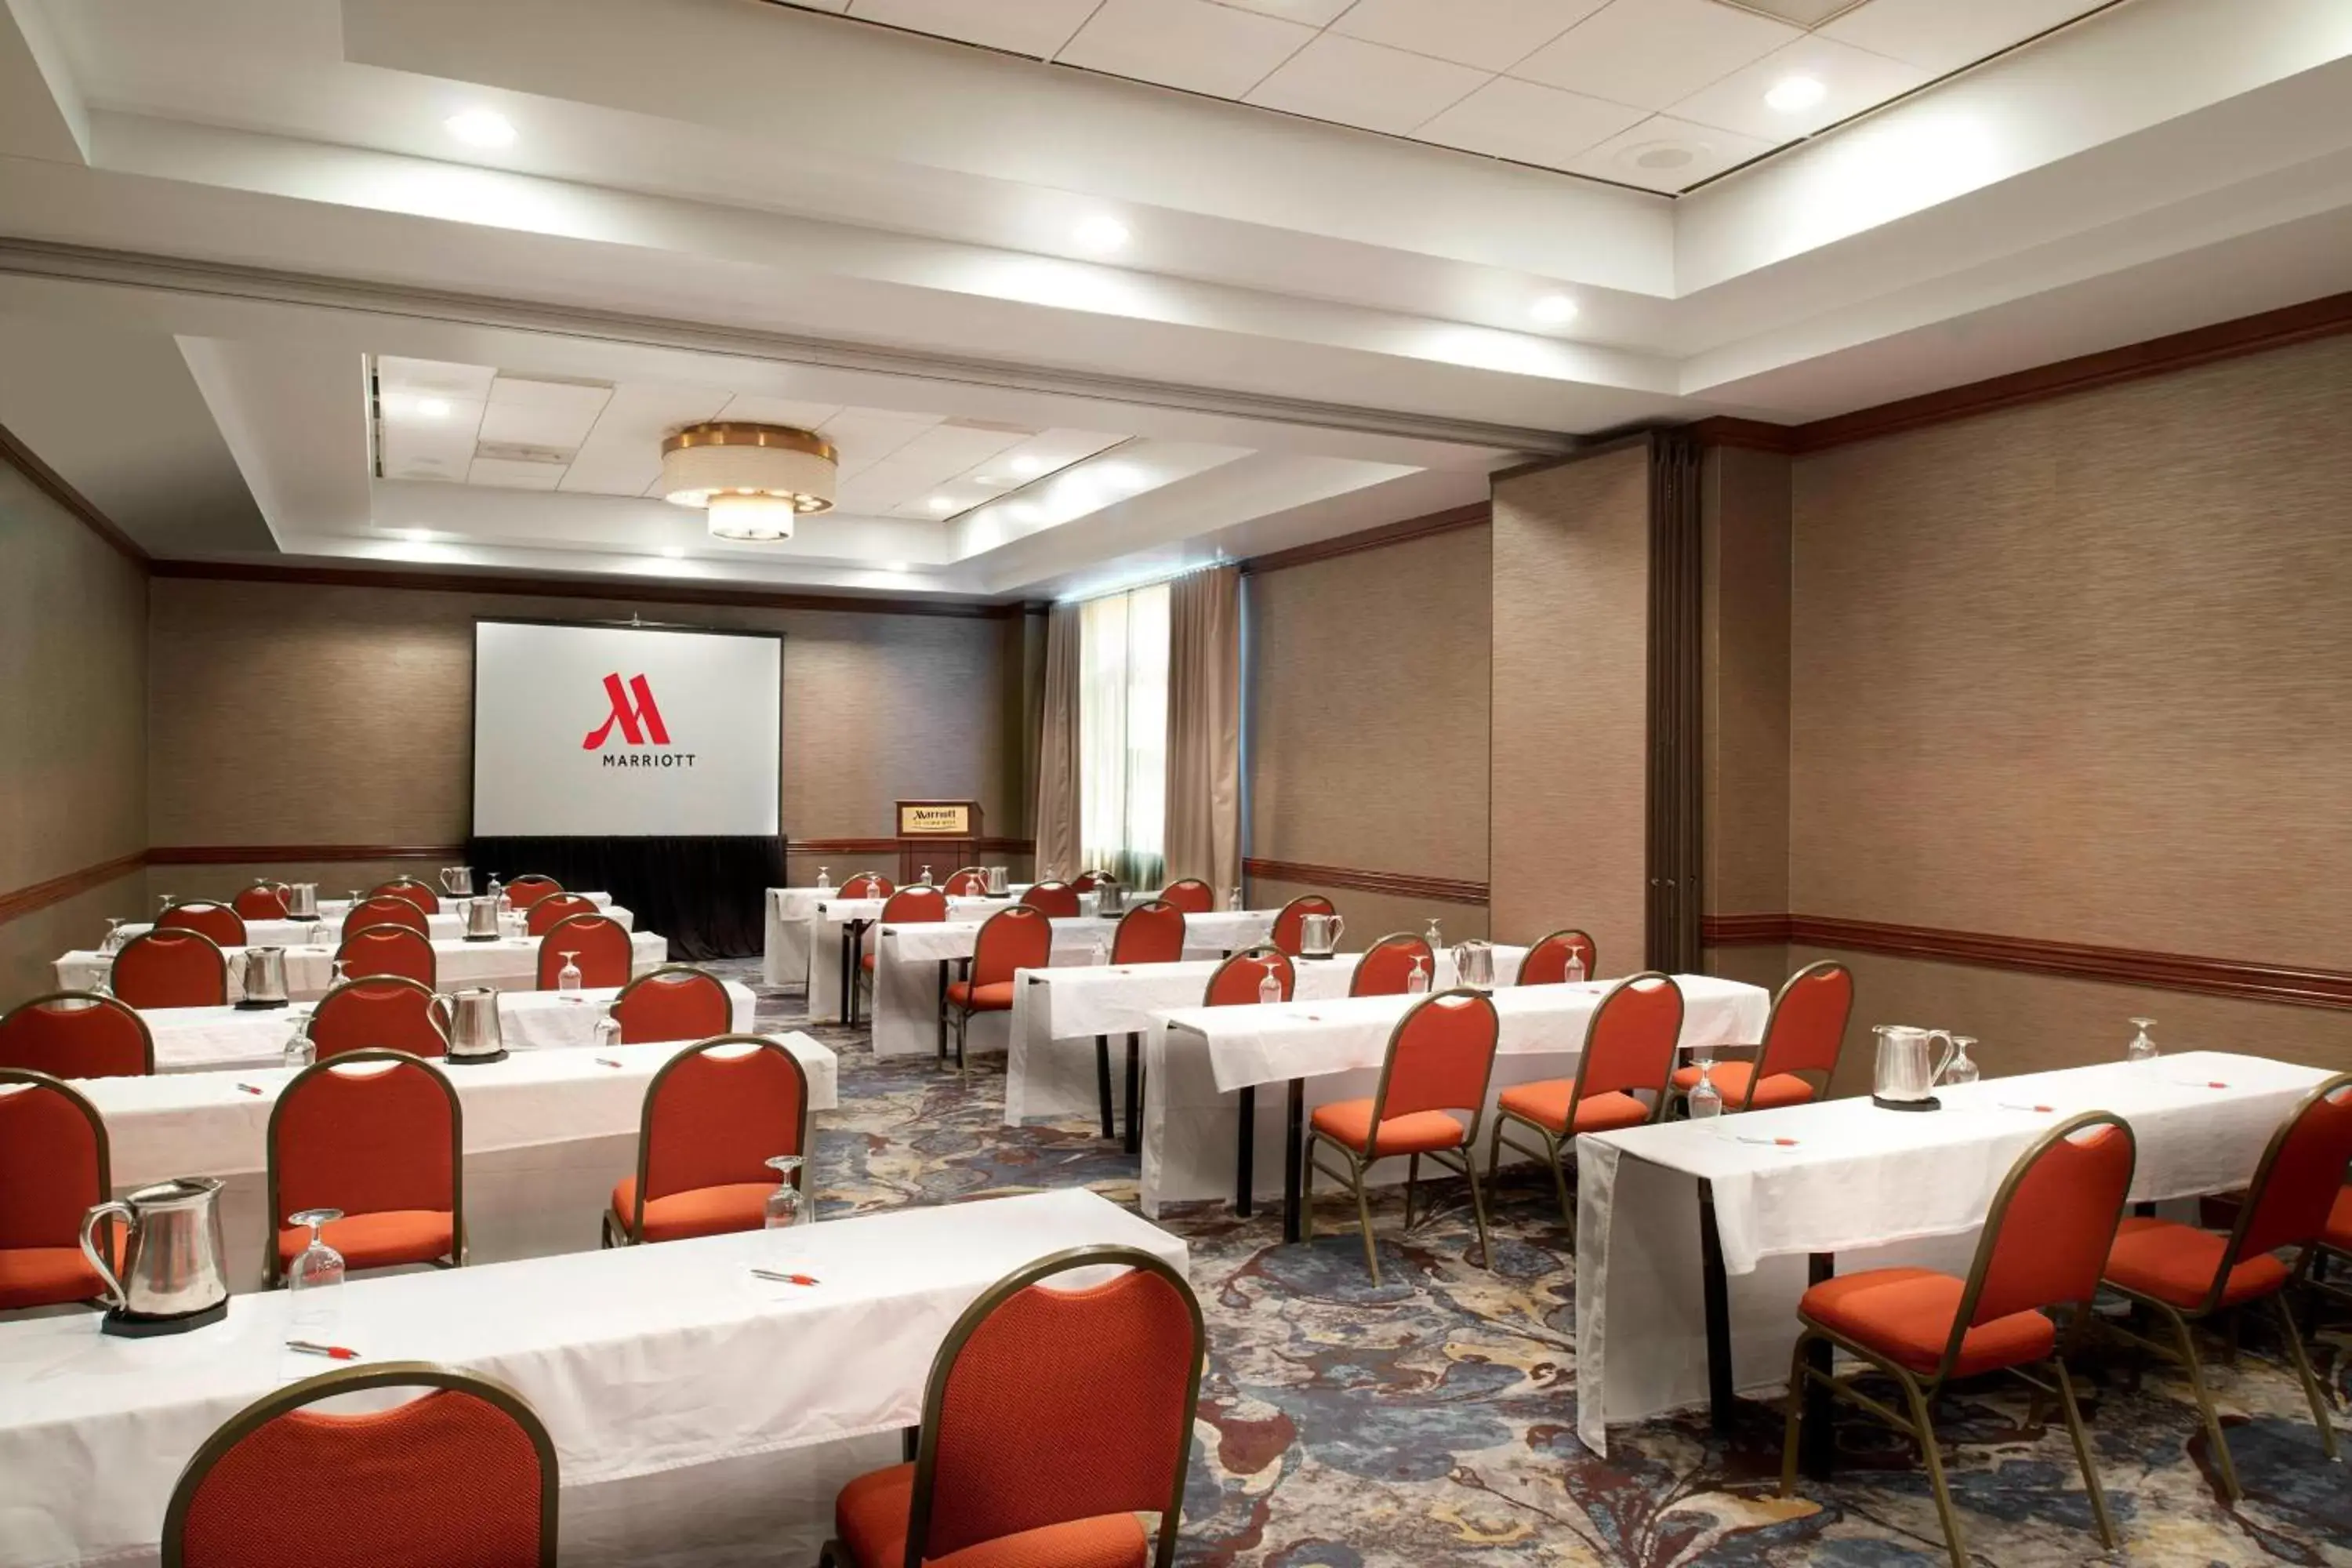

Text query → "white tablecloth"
[1004,947,1527,1126]
[803,896,1022,1021]
[1137,974,1769,1214]
[56,933,670,1002]
[67,1033,839,1294]
[0,1189,1183,1568]
[111,904,634,949]
[872,911,1276,1059]
[1572,1050,2334,1455]
[765,885,1029,987]
[135,982,759,1074]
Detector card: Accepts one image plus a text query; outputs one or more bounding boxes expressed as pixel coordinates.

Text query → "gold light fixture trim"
[659,421,837,542]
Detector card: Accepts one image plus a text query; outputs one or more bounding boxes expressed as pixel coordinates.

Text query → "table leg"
[902,1427,919,1461]
[1282,1077,1305,1244]
[1123,1034,1142,1156]
[1096,1036,1114,1138]
[1802,1252,1835,1481]
[935,960,948,1061]
[1236,1085,1256,1218]
[837,923,852,1027]
[1698,1180,1735,1437]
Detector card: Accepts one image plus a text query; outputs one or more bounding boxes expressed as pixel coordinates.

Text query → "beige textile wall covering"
[0,462,147,1000]
[1490,445,1652,966]
[1163,566,1242,893]
[1245,528,1491,941]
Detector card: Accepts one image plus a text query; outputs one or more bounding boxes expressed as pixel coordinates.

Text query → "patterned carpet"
[728,963,2352,1567]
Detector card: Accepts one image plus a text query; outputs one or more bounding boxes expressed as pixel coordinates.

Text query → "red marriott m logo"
[582,673,671,749]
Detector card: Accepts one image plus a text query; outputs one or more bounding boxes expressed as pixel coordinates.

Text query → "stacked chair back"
[0,992,154,1077]
[1269,895,1337,958]
[525,893,599,937]
[1019,881,1080,917]
[157,902,246,948]
[111,929,229,1009]
[611,966,731,1044]
[161,1365,558,1567]
[230,882,290,920]
[617,1036,809,1244]
[266,1050,463,1284]
[336,924,437,988]
[1159,878,1214,913]
[538,914,632,989]
[372,878,441,915]
[1205,947,1292,1006]
[310,977,448,1062]
[1518,929,1596,985]
[342,895,427,941]
[0,1069,115,1310]
[1348,933,1432,997]
[1110,900,1185,964]
[503,876,564,909]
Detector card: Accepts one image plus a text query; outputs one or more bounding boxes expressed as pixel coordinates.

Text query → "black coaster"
[102,1298,229,1338]
[463,934,501,943]
[443,1048,510,1065]
[1298,953,1337,961]
[1872,1093,1942,1112]
[234,998,291,1011]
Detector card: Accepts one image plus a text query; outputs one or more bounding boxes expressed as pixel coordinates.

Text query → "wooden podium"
[893,800,983,884]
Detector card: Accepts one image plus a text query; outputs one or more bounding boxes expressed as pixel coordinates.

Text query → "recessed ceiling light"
[1621,140,1703,173]
[1073,215,1130,253]
[400,528,432,543]
[414,396,452,419]
[927,495,956,514]
[1530,294,1579,326]
[445,108,516,148]
[660,546,685,559]
[1007,454,1047,477]
[1765,76,1826,114]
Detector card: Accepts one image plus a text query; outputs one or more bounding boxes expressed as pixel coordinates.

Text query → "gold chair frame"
[264,1048,466,1287]
[602,1033,811,1247]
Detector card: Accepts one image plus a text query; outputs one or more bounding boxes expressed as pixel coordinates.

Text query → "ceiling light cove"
[414,396,452,419]
[1007,454,1047,476]
[661,423,837,543]
[1073,215,1131,253]
[1766,76,1828,114]
[444,108,517,148]
[1529,294,1580,327]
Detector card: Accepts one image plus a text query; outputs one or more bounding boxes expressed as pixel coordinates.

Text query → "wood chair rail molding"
[1243,858,1488,906]
[1702,913,2352,1011]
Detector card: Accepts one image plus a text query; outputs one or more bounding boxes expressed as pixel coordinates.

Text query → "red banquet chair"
[0,992,154,1078]
[110,928,229,1010]
[161,1364,558,1568]
[156,901,247,949]
[840,872,894,900]
[942,867,989,896]
[371,877,441,916]
[1207,947,1295,1214]
[340,895,428,942]
[1349,932,1432,997]
[865,885,949,975]
[1305,989,1498,1285]
[336,924,437,989]
[1518,928,1597,985]
[1487,972,1684,1236]
[821,1246,1204,1568]
[308,977,450,1063]
[609,966,733,1044]
[503,874,564,910]
[524,892,598,937]
[0,1069,116,1310]
[230,881,291,920]
[2098,1072,2352,1500]
[1092,901,1188,1152]
[1269,895,1338,959]
[1783,1114,2136,1568]
[1069,870,1106,893]
[1672,959,1855,1112]
[945,906,1051,1072]
[1159,877,1214,914]
[1019,881,1080,918]
[605,1036,810,1246]
[538,914,633,990]
[265,1050,464,1286]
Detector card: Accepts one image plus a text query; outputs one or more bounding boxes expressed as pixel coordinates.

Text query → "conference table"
[801,894,1022,1025]
[54,930,670,1001]
[1570,1050,2335,1461]
[1142,974,1770,1232]
[764,884,1026,989]
[111,902,633,949]
[131,981,760,1074]
[871,909,1277,1060]
[0,1189,1182,1568]
[70,1032,840,1292]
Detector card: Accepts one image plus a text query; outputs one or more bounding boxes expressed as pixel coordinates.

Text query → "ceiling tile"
[713,394,845,429]
[1329,0,1611,73]
[1820,0,2101,74]
[1057,0,1315,99]
[1724,0,1864,24]
[1244,34,1490,137]
[818,408,948,474]
[1512,0,1799,113]
[1561,111,1775,190]
[478,378,612,452]
[1210,0,1355,23]
[376,357,495,401]
[1417,77,1644,169]
[467,456,565,491]
[847,0,1100,58]
[561,382,732,497]
[1665,32,1929,140]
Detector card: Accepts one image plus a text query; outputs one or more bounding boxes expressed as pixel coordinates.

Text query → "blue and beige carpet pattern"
[729,963,2352,1566]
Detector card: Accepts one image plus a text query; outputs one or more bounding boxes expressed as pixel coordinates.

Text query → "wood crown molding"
[1701,912,2352,1012]
[0,420,148,563]
[1244,857,1488,906]
[789,837,1034,855]
[0,852,147,926]
[1239,503,1490,577]
[1688,287,2352,456]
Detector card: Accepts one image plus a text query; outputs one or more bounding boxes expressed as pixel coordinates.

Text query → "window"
[1077,581,1169,887]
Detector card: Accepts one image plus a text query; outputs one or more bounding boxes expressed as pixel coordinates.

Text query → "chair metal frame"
[818,1245,1205,1568]
[1676,958,1854,1113]
[230,880,292,920]
[503,875,565,909]
[538,913,633,990]
[1268,895,1337,959]
[0,991,156,1076]
[1516,927,1596,985]
[942,866,989,896]
[371,877,443,916]
[602,1033,811,1247]
[333,923,440,989]
[861,887,950,1007]
[840,872,893,899]
[109,927,230,1009]
[1159,877,1215,913]
[263,1048,466,1287]
[524,892,600,938]
[1091,900,1185,1149]
[1779,1112,2136,1568]
[307,974,450,1062]
[609,964,733,1044]
[155,900,249,948]
[1346,931,1433,997]
[944,906,1050,1071]
[1301,988,1498,1286]
[340,895,430,941]
[160,1362,559,1568]
[1018,880,1080,917]
[0,1067,116,1305]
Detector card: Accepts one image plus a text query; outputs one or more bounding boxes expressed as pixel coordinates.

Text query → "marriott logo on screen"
[581,673,698,768]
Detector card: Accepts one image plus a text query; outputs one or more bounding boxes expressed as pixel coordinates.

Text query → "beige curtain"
[1162,566,1242,894]
[1031,602,1083,880]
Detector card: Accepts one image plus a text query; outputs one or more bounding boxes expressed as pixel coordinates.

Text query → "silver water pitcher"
[234,947,291,1010]
[282,882,319,920]
[438,865,475,898]
[1871,1024,1956,1111]
[80,1177,231,1336]
[463,896,503,942]
[1299,912,1344,959]
[986,866,1010,896]
[1450,938,1496,991]
[1095,877,1125,916]
[437,985,506,1064]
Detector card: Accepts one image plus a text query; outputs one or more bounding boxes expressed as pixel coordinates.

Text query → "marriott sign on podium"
[473,619,782,837]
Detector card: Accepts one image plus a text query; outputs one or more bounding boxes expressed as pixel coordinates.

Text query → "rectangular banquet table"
[111,902,633,948]
[67,1033,839,1293]
[55,931,670,1001]
[872,909,1276,1059]
[1143,974,1769,1232]
[804,895,1021,1025]
[1571,1050,2335,1458]
[0,1189,1184,1568]
[766,884,1026,989]
[133,982,758,1073]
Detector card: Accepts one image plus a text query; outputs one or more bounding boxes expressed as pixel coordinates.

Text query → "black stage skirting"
[466,835,786,961]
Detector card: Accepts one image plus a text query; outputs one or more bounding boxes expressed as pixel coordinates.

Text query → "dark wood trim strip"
[1239,503,1490,577]
[789,837,1035,855]
[0,421,148,563]
[150,559,1023,619]
[1244,857,1488,906]
[0,852,148,926]
[147,844,464,865]
[1702,913,2352,1011]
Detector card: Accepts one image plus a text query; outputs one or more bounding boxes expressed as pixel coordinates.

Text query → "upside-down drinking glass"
[814,866,832,892]
[286,1207,345,1330]
[2126,1017,2159,1065]
[281,1010,315,1069]
[1257,956,1283,1006]
[1944,1035,1980,1086]
[764,1156,808,1228]
[1687,1059,1723,1122]
[99,918,126,956]
[1405,954,1430,995]
[1564,948,1587,985]
[557,953,583,995]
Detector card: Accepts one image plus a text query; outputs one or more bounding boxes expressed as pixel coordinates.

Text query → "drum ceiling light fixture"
[660,422,837,542]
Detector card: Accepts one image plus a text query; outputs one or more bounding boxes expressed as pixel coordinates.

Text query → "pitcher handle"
[427,992,456,1055]
[1330,915,1345,946]
[1928,1028,1958,1086]
[79,1200,131,1310]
